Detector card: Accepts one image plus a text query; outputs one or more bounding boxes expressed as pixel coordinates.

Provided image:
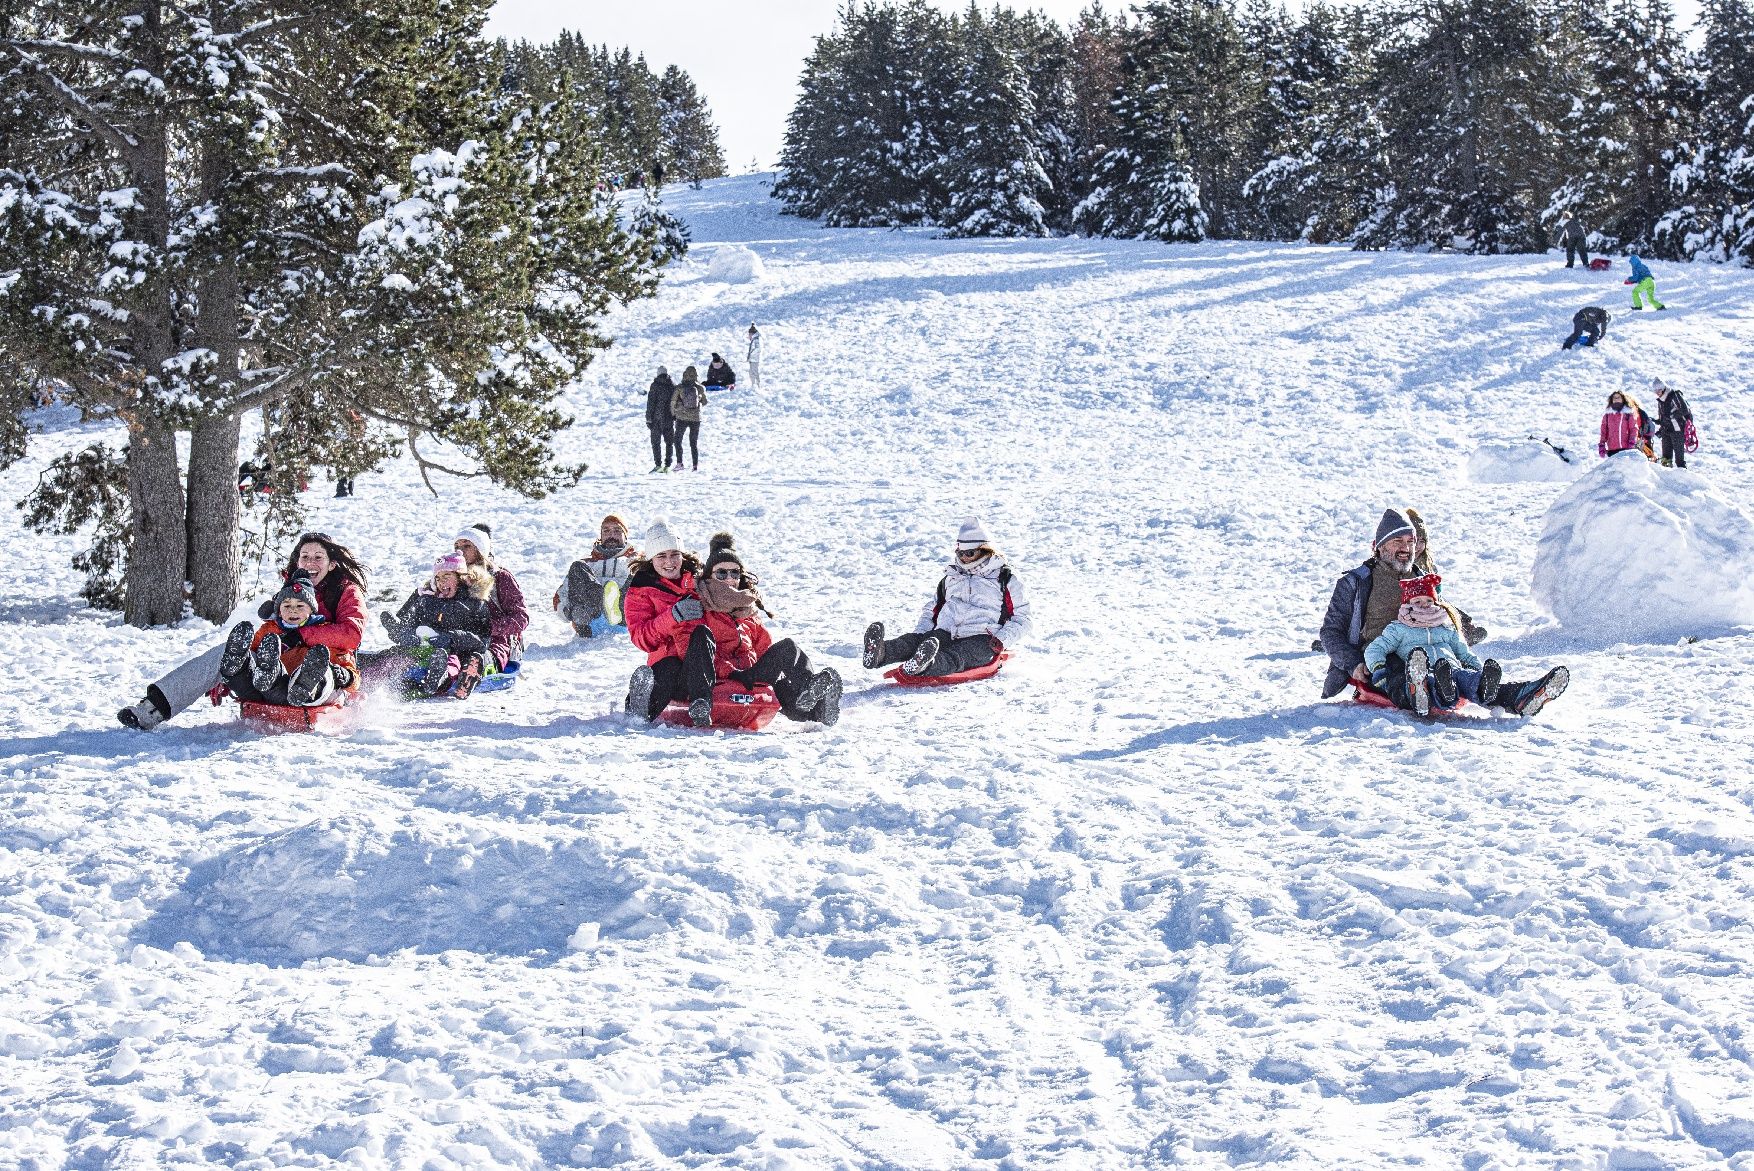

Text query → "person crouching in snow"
[685,533,842,727]
[555,513,640,637]
[1561,306,1610,350]
[623,519,707,721]
[862,517,1031,678]
[1626,253,1665,310]
[372,551,494,697]
[218,572,359,707]
[1599,390,1653,459]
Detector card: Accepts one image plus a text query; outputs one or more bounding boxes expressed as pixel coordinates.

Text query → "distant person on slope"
[687,533,842,726]
[646,366,678,472]
[703,352,737,390]
[670,366,707,472]
[862,518,1031,679]
[453,524,528,669]
[555,513,641,637]
[1561,306,1611,350]
[1558,212,1590,268]
[623,519,708,721]
[1598,390,1653,459]
[1652,379,1694,469]
[746,324,761,388]
[1625,253,1665,311]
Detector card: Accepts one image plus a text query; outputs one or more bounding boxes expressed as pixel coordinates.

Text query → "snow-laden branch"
[1,43,141,155]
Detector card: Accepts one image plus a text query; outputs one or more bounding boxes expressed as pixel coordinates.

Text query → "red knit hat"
[1399,574,1441,603]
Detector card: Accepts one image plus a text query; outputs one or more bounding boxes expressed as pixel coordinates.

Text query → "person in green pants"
[1627,253,1666,311]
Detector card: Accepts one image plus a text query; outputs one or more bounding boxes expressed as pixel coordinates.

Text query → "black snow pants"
[874,628,998,677]
[648,423,676,469]
[731,637,820,719]
[674,420,700,468]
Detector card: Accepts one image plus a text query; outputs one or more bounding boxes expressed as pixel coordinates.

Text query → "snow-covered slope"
[5,173,1753,1169]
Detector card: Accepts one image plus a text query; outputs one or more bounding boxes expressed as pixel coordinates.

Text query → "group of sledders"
[1320,509,1571,719]
[614,516,1030,729]
[117,526,528,729]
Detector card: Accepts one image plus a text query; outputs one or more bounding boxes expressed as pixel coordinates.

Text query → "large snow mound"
[703,243,764,283]
[1532,453,1754,640]
[1467,439,1584,483]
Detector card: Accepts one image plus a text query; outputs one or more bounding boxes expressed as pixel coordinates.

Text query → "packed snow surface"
[1532,451,1754,641]
[6,173,1754,1169]
[1465,437,1584,483]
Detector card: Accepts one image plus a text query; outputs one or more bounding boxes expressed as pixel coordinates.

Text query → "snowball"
[704,245,764,283]
[1531,454,1754,641]
[1466,440,1583,484]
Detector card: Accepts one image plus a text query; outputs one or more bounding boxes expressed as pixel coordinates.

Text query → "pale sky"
[485,1,1098,172]
[486,1,1707,174]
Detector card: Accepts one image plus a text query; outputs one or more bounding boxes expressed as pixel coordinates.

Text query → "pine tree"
[658,66,727,185]
[1658,0,1754,261]
[940,8,1052,237]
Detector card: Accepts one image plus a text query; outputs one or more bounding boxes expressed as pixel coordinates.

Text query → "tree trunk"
[186,415,241,621]
[123,419,189,626]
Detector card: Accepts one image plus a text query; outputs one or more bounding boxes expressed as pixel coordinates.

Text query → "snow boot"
[1508,666,1569,717]
[1478,659,1502,707]
[901,636,940,677]
[688,697,714,727]
[627,665,656,721]
[419,651,455,698]
[450,652,485,700]
[813,669,843,727]
[1405,648,1431,717]
[117,686,171,731]
[220,620,257,680]
[863,622,885,669]
[287,644,333,707]
[1431,658,1459,709]
[250,633,285,694]
[604,580,624,626]
[796,668,839,717]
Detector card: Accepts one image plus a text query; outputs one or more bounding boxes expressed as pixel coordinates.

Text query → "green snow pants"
[1631,277,1664,309]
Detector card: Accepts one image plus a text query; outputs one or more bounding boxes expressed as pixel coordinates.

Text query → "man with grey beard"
[1318,509,1423,699]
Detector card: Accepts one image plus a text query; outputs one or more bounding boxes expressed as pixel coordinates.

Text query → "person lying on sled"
[217,571,360,707]
[862,517,1031,678]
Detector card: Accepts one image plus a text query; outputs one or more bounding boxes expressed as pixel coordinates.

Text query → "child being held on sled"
[555,513,641,637]
[374,551,494,697]
[218,572,359,707]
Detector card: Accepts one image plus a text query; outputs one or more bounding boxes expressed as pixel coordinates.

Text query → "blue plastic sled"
[588,615,627,638]
[400,658,521,697]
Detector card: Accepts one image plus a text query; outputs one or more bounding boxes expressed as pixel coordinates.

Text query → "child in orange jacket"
[218,572,356,706]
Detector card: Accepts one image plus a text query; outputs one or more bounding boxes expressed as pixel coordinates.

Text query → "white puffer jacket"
[913,555,1031,645]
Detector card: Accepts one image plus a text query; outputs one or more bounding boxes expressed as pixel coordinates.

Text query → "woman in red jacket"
[623,519,708,720]
[1598,390,1652,459]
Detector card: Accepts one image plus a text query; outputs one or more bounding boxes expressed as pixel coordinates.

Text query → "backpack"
[676,383,701,412]
[932,565,1013,627]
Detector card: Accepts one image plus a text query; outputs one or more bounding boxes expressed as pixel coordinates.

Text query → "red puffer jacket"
[699,608,771,680]
[1598,408,1646,456]
[624,563,703,664]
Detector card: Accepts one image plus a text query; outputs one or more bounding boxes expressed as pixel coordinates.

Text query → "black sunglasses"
[711,568,742,580]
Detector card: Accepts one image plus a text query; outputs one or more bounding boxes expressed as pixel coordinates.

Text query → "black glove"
[671,597,703,622]
[280,628,305,648]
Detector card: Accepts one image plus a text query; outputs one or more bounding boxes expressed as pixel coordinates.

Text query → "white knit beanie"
[454,525,492,560]
[645,518,682,556]
[955,516,990,551]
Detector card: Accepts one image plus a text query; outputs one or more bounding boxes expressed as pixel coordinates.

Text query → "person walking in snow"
[623,519,708,721]
[1561,306,1611,350]
[367,551,494,697]
[746,324,761,388]
[118,532,369,729]
[555,513,641,637]
[1625,253,1665,311]
[452,524,528,669]
[683,533,842,726]
[1558,212,1590,268]
[216,571,361,709]
[1652,378,1694,469]
[1598,390,1653,459]
[646,366,678,472]
[703,352,736,391]
[862,518,1031,679]
[670,366,707,472]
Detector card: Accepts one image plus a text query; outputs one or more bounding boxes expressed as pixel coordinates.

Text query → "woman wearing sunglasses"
[623,518,709,721]
[682,532,843,727]
[862,517,1031,677]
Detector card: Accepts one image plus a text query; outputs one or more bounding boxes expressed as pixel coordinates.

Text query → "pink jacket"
[1599,408,1645,456]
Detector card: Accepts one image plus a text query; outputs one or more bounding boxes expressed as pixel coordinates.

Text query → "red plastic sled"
[886,651,1010,688]
[657,681,782,731]
[1351,678,1472,717]
[1587,258,1612,271]
[238,694,358,734]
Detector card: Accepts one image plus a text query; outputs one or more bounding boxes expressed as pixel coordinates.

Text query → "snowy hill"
[5,173,1754,1168]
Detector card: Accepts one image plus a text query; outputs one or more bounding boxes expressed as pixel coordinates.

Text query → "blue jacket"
[1363,620,1480,677]
[1628,255,1654,283]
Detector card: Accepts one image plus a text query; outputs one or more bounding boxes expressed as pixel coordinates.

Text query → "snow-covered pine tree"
[774,34,846,218]
[0,2,662,625]
[657,66,728,185]
[630,186,692,263]
[1063,5,1129,229]
[940,8,1052,237]
[1657,0,1754,261]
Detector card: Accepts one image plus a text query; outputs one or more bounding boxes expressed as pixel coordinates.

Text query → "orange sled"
[657,681,782,731]
[238,694,359,734]
[886,651,1010,688]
